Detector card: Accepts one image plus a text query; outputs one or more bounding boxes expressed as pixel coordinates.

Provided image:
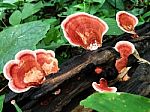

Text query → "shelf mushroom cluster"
[3,49,59,93]
[3,11,147,94]
[114,41,136,81]
[61,11,147,93]
[114,41,135,73]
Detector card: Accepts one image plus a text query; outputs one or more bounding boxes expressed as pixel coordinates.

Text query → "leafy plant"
[80,92,150,112]
[0,94,5,112]
[21,1,44,20]
[9,10,22,25]
[104,18,124,35]
[0,21,49,73]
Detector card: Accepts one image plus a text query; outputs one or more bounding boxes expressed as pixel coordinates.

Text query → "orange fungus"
[3,49,59,93]
[61,12,109,50]
[92,78,117,93]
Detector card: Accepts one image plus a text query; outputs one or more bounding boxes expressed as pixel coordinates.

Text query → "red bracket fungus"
[114,41,135,58]
[114,41,150,81]
[35,49,59,75]
[92,78,117,93]
[3,49,59,93]
[116,11,139,38]
[61,12,109,50]
[114,41,135,81]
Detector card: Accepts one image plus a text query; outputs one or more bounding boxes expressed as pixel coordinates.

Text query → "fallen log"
[3,23,150,112]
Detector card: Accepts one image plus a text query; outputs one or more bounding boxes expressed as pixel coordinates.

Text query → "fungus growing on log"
[114,41,135,58]
[114,41,150,81]
[61,12,109,50]
[114,41,150,65]
[3,49,59,93]
[35,49,59,75]
[116,11,139,38]
[92,78,117,93]
[115,57,128,73]
[114,41,135,81]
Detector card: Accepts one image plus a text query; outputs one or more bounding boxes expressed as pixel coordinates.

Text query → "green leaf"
[129,8,144,16]
[103,18,124,35]
[44,26,60,44]
[80,92,150,112]
[21,1,44,20]
[0,10,5,20]
[0,21,49,73]
[0,2,16,9]
[3,0,16,3]
[23,15,38,22]
[85,0,105,5]
[43,18,58,26]
[61,6,79,16]
[37,40,66,51]
[21,3,35,20]
[26,0,36,2]
[84,0,93,2]
[130,0,138,4]
[101,1,116,17]
[0,94,5,112]
[9,10,22,25]
[3,0,24,3]
[93,0,105,7]
[107,0,124,10]
[142,11,150,19]
[34,1,44,12]
[89,5,100,14]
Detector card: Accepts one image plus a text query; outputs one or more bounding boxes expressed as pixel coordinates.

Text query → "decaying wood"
[117,63,150,97]
[4,23,150,112]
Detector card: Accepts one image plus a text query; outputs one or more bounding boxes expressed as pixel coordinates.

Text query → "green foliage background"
[80,92,150,112]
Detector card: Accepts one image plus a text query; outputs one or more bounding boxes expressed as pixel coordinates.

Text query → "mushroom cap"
[35,49,59,75]
[116,11,138,34]
[92,78,117,93]
[3,60,20,80]
[15,49,36,61]
[114,41,135,58]
[3,49,59,93]
[3,50,45,93]
[8,80,31,93]
[34,49,55,57]
[61,12,109,50]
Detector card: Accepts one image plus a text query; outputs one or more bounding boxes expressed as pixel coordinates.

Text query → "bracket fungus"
[61,12,109,50]
[114,41,150,81]
[3,49,59,93]
[115,41,150,65]
[116,11,139,38]
[35,49,59,75]
[114,41,135,58]
[92,78,117,93]
[114,41,135,81]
